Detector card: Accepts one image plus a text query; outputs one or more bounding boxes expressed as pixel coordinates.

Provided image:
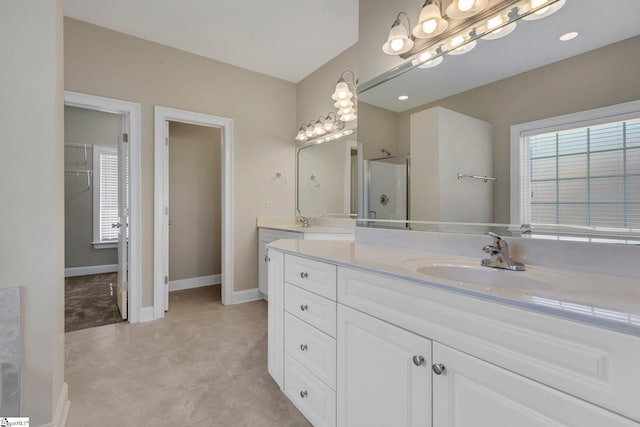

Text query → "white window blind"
[93,145,119,243]
[522,118,640,230]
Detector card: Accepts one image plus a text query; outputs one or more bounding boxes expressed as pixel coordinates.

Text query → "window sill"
[92,241,118,249]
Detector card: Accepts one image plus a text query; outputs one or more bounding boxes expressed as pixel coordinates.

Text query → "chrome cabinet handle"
[264,255,270,263]
[300,390,308,398]
[300,344,308,351]
[432,363,446,375]
[300,272,308,279]
[412,355,425,366]
[300,304,308,311]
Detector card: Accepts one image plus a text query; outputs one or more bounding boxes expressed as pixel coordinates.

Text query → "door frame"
[64,91,142,323]
[154,106,234,317]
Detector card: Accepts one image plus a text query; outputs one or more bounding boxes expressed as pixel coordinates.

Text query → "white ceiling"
[359,0,640,112]
[62,0,359,83]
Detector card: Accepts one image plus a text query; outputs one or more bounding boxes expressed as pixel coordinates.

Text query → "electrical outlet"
[266,201,273,212]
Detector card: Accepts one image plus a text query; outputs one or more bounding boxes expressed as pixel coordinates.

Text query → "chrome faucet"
[481,232,526,271]
[297,216,310,228]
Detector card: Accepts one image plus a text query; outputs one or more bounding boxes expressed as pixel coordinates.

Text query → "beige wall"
[168,122,222,281]
[64,106,120,268]
[0,1,64,425]
[64,18,297,302]
[358,102,399,159]
[397,36,640,223]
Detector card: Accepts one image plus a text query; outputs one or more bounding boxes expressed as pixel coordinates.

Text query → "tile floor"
[65,285,310,427]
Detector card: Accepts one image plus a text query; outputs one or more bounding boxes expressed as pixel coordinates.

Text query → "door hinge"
[123,133,129,143]
[165,137,169,146]
[165,206,169,216]
[164,276,168,285]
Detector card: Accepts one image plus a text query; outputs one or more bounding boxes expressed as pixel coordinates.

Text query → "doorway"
[154,106,234,318]
[167,122,222,299]
[64,91,142,324]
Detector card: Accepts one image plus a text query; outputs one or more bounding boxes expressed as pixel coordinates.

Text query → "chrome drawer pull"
[432,363,446,375]
[300,344,308,351]
[300,304,308,311]
[412,355,425,366]
[300,272,308,279]
[300,390,308,398]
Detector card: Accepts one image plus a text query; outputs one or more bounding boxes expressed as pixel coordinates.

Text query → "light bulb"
[314,121,325,135]
[422,18,437,34]
[487,15,503,30]
[339,107,355,115]
[334,99,353,109]
[341,113,357,122]
[458,0,475,12]
[305,125,314,138]
[390,38,405,52]
[295,128,307,141]
[451,35,465,47]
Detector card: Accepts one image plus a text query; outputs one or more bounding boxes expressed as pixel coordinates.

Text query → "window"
[512,101,640,238]
[93,145,119,248]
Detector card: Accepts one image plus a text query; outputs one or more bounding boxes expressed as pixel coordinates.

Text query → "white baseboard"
[231,288,262,304]
[169,274,221,292]
[51,382,70,427]
[64,264,118,278]
[140,306,155,322]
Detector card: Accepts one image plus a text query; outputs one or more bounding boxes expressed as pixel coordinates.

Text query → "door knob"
[432,363,446,375]
[412,355,424,366]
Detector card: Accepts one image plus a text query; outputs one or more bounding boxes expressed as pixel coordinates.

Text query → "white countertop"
[268,239,640,336]
[257,217,354,235]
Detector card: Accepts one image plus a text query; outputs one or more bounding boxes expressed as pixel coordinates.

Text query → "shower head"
[381,149,391,156]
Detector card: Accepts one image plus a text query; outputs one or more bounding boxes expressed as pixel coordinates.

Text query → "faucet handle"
[487,232,508,252]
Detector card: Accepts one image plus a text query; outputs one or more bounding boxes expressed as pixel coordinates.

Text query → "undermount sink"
[415,264,554,290]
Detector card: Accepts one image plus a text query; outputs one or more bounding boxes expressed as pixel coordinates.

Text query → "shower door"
[365,155,410,223]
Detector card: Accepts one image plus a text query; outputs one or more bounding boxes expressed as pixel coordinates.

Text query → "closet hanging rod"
[64,142,94,148]
[64,169,93,174]
[457,172,497,183]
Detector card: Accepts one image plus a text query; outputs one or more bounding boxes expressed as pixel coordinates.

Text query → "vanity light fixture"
[382,12,415,55]
[446,0,488,20]
[412,0,448,39]
[295,112,345,144]
[333,70,358,122]
[384,0,565,69]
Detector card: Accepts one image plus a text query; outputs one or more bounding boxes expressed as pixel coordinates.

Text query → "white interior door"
[116,115,129,320]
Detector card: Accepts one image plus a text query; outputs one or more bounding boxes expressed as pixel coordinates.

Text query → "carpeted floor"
[65,272,124,332]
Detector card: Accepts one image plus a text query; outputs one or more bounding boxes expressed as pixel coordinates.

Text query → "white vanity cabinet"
[258,227,353,298]
[259,229,302,298]
[432,342,638,427]
[267,248,640,427]
[337,304,431,427]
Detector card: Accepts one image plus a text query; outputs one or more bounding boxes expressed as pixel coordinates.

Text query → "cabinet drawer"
[285,282,337,337]
[338,266,640,422]
[285,353,336,427]
[285,312,336,390]
[285,254,336,300]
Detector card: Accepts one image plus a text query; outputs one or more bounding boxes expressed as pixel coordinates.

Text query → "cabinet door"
[258,241,268,297]
[267,249,284,389]
[337,304,431,427]
[432,342,638,427]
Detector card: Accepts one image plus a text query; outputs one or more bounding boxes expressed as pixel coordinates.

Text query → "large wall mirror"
[357,0,640,240]
[297,135,362,217]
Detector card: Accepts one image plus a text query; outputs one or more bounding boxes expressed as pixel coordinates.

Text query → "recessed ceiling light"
[398,95,409,100]
[559,31,578,41]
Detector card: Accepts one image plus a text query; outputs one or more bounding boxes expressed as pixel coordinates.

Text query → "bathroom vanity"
[257,219,354,298]
[266,238,640,427]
